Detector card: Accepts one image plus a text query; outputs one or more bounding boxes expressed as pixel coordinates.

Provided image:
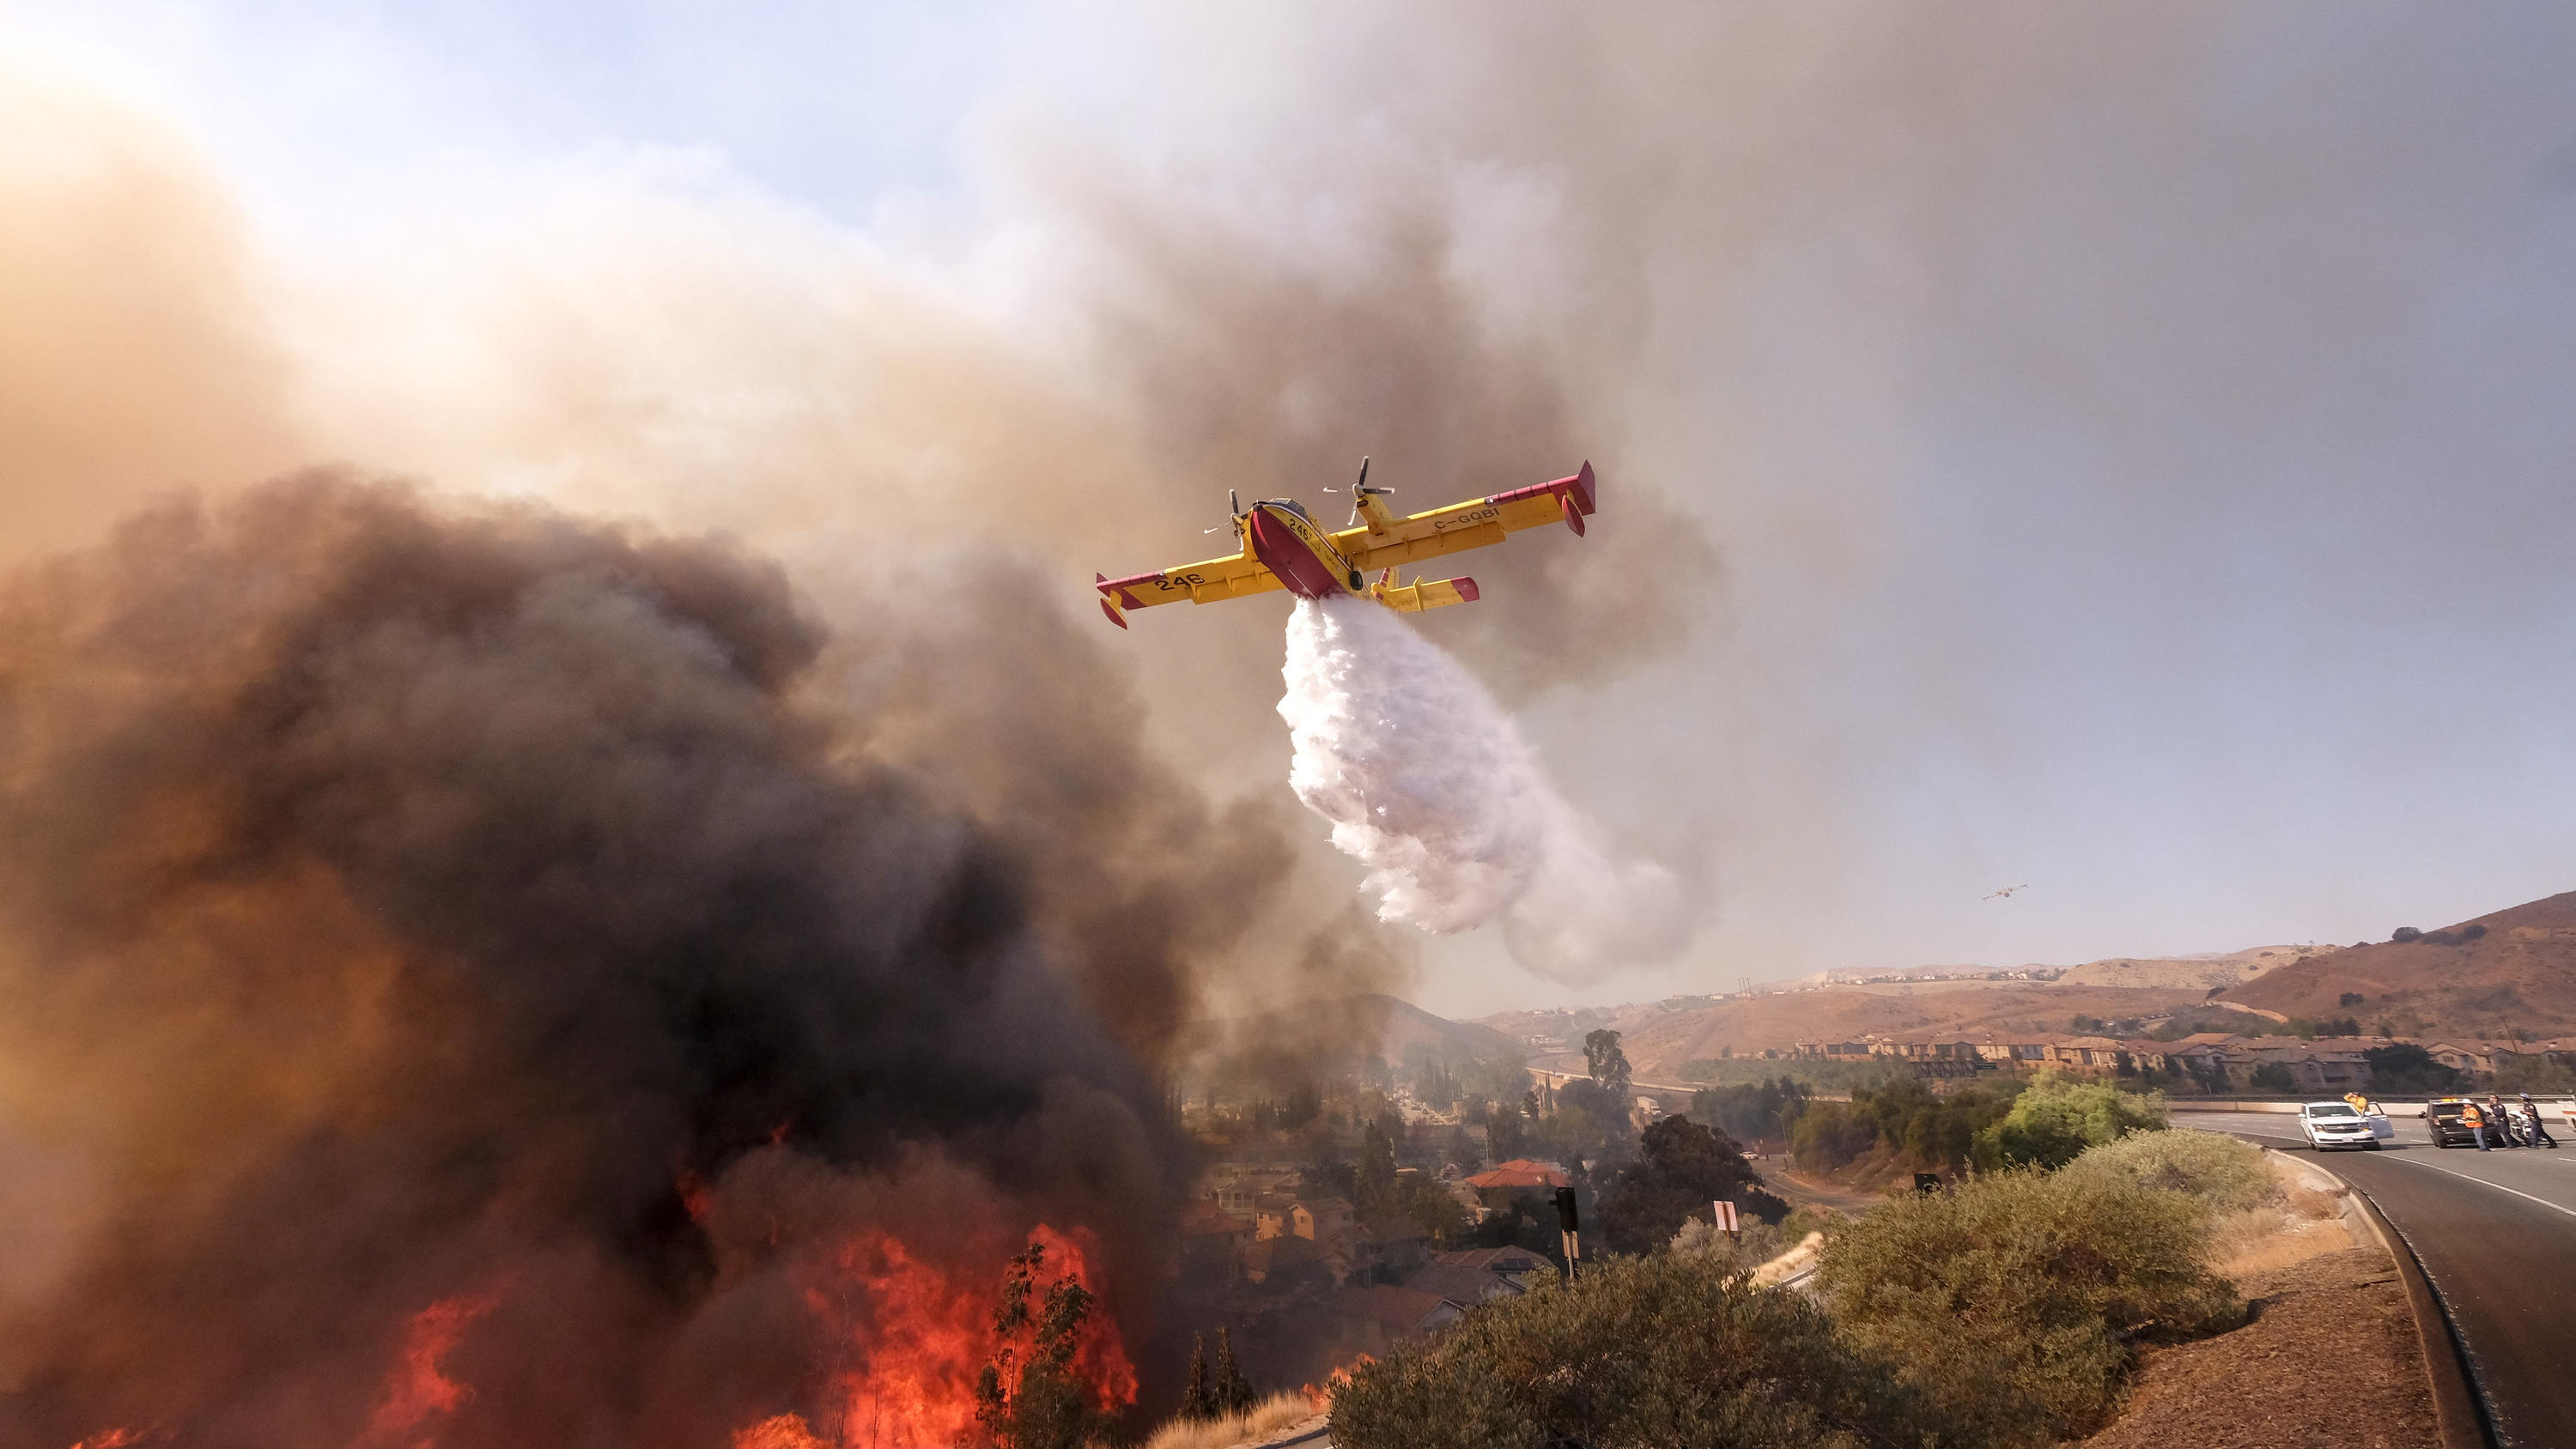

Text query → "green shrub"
[1975,1070,2164,1168]
[2062,1130,2274,1215]
[1816,1169,2239,1446]
[1790,1100,1879,1171]
[1853,1077,2025,1172]
[1329,1252,1941,1449]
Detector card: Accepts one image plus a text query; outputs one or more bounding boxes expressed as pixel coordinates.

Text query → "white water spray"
[1279,596,1692,983]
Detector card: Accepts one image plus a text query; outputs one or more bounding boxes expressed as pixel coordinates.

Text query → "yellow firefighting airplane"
[1093,458,1596,627]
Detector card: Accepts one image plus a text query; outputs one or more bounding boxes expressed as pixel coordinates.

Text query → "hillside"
[2057,945,2303,991]
[1200,992,1528,1068]
[1609,983,2223,1078]
[2221,890,2576,1040]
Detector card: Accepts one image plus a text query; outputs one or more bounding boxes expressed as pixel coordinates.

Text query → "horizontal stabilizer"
[1372,574,1479,614]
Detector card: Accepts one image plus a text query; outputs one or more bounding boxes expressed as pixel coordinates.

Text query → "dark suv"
[2427,1099,2482,1148]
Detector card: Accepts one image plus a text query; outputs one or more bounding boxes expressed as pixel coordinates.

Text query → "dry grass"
[2202,1156,2357,1277]
[1140,1392,1319,1449]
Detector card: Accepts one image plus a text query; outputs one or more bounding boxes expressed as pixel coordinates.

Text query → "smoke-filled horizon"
[7,3,2576,1018]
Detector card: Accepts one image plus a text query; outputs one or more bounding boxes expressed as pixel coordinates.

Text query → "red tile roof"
[1464,1159,1570,1190]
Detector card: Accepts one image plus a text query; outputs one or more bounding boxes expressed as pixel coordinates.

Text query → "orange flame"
[733,1224,1134,1449]
[1302,1352,1376,1412]
[356,1289,502,1449]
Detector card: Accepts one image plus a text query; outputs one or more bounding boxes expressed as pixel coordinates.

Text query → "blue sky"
[9,3,2576,1016]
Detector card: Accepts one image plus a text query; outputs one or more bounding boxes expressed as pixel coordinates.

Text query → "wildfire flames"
[736,1226,1135,1449]
[357,1291,504,1449]
[0,482,1189,1449]
[1302,1354,1376,1414]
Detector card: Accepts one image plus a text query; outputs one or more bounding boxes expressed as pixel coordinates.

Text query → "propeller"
[1337,457,1393,525]
[1204,488,1245,535]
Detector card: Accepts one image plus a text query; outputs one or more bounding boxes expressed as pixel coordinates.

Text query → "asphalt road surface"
[2176,1110,2576,1449]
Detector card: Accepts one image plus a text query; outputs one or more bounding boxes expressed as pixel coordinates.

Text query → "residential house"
[1334,1286,1469,1356]
[2427,1041,2514,1075]
[1252,1192,1300,1241]
[2047,1036,2134,1073]
[1179,1199,1252,1282]
[1354,1217,1430,1282]
[1432,1246,1546,1292]
[1241,1234,1334,1289]
[1212,1170,1297,1219]
[1291,1197,1356,1243]
[1462,1160,1571,1212]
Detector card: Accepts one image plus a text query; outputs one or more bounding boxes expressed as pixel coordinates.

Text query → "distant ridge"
[1196,992,1528,1066]
[2221,889,2576,1040]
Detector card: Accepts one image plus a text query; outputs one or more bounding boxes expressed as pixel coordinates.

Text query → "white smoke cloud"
[1278,594,1692,983]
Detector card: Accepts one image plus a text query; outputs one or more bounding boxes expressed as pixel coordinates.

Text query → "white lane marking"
[2383,1156,2576,1221]
[2178,1119,2576,1220]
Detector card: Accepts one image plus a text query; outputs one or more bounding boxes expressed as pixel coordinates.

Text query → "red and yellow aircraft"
[1093,458,1596,627]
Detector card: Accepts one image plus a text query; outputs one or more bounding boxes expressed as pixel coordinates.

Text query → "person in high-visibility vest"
[2462,1098,2493,1150]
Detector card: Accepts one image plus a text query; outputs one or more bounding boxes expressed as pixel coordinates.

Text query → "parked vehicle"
[2299,1100,2383,1150]
[2426,1097,2487,1149]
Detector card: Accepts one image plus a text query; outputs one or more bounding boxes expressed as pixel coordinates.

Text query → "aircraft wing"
[1335,462,1596,575]
[1094,548,1282,627]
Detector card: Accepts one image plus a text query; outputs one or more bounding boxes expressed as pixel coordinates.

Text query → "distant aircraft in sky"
[1092,458,1596,627]
[1985,883,2029,900]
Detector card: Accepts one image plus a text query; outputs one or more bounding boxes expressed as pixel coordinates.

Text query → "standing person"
[2463,1097,2491,1150]
[2521,1094,2560,1149]
[2490,1094,2524,1147]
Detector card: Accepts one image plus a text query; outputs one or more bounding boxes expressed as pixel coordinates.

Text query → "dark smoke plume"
[0,475,1249,1446]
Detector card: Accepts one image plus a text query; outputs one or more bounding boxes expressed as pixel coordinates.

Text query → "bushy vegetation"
[1789,1077,2026,1174]
[2062,1128,2274,1214]
[2365,1041,2461,1094]
[1353,1116,1471,1247]
[1329,1119,2257,1449]
[1977,1071,2164,1168]
[1595,1116,1787,1255]
[1676,1056,1906,1093]
[1330,1251,1944,1449]
[1690,1076,1814,1144]
[1815,1168,2241,1446]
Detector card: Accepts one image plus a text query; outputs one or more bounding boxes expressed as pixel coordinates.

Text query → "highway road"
[2176,1110,2576,1449]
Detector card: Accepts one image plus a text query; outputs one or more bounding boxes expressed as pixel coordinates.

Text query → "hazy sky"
[8,3,2576,1017]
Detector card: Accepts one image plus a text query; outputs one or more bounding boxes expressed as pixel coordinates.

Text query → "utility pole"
[1554,1184,1583,1282]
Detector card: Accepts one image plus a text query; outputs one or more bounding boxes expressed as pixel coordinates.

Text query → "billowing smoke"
[1279,596,1692,982]
[0,476,1261,1446]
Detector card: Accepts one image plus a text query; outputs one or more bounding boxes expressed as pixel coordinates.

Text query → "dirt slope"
[2057,945,2303,991]
[1203,992,1528,1066]
[2221,889,2576,1040]
[1613,984,2215,1077]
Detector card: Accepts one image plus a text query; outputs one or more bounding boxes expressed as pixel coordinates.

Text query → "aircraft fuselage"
[1244,500,1364,599]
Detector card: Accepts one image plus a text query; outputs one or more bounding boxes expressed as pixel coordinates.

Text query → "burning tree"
[974,1240,1121,1449]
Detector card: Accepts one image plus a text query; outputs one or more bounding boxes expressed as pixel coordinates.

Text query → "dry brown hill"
[2056,945,2302,992]
[1613,983,2223,1078]
[1199,992,1528,1067]
[2220,890,2576,1040]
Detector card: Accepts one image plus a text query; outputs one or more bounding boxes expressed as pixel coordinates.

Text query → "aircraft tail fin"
[1093,573,1130,628]
[1555,460,1596,536]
